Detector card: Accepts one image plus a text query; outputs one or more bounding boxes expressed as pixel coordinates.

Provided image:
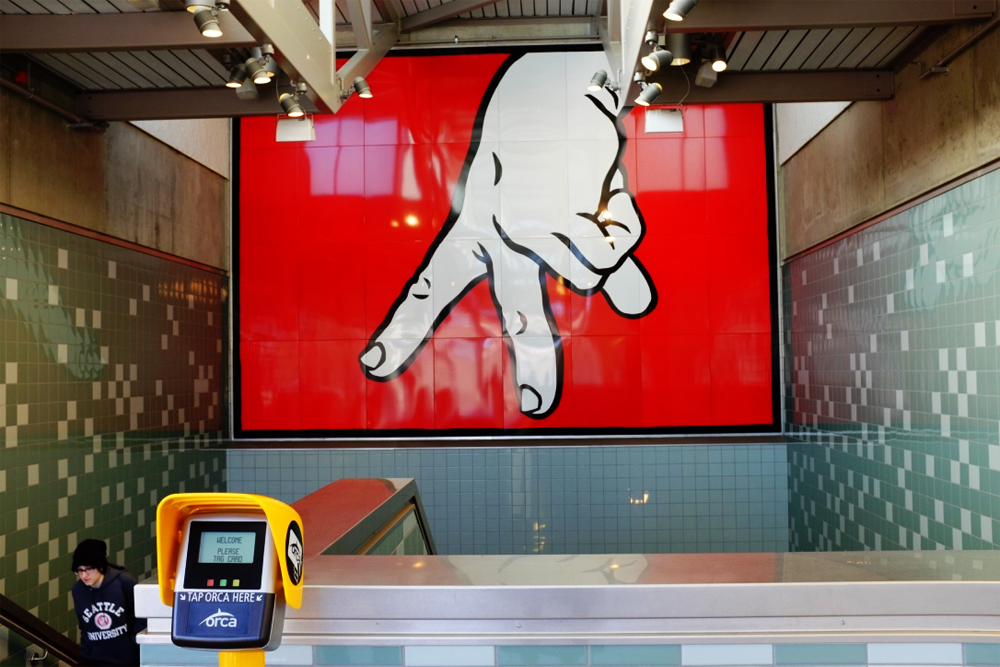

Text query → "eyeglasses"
[74,566,97,575]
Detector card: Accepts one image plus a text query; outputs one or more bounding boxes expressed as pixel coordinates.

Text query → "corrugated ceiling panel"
[822,28,872,68]
[130,51,195,86]
[115,51,176,87]
[861,26,918,68]
[839,26,895,68]
[91,52,152,87]
[800,28,851,69]
[780,29,830,70]
[31,52,102,89]
[744,30,786,70]
[762,29,807,70]
[726,31,765,71]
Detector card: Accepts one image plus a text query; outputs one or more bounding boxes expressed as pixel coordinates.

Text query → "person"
[71,539,146,666]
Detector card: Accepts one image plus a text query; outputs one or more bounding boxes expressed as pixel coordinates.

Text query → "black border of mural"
[233,45,781,441]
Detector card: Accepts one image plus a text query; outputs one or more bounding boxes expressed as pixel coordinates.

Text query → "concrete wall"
[0,89,230,270]
[779,22,1000,258]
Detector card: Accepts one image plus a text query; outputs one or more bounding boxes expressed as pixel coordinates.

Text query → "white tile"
[5,277,17,300]
[963,251,974,277]
[405,646,495,667]
[683,644,773,665]
[936,259,946,283]
[58,248,68,268]
[108,260,116,278]
[975,321,986,346]
[943,212,954,236]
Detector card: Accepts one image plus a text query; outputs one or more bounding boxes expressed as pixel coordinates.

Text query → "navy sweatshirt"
[72,565,147,666]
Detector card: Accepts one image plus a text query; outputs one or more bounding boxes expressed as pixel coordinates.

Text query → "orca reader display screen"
[182,521,266,590]
[198,531,257,564]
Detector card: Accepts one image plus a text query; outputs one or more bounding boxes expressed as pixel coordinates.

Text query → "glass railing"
[0,595,80,667]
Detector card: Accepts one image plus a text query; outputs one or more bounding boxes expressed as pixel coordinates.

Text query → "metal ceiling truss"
[0,0,995,121]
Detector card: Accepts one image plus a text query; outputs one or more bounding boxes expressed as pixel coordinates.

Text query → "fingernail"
[519,385,541,414]
[359,343,385,371]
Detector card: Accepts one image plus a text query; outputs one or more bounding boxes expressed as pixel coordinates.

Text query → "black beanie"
[72,539,108,571]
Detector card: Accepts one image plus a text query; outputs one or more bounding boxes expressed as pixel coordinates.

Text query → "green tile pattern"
[498,645,587,666]
[228,444,789,555]
[774,643,867,664]
[315,646,403,666]
[590,644,681,665]
[966,644,1000,666]
[0,214,227,640]
[783,168,1000,552]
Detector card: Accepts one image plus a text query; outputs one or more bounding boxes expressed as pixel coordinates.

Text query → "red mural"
[237,51,773,434]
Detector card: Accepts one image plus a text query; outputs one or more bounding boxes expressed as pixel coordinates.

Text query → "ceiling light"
[226,62,247,88]
[667,32,692,65]
[641,47,673,72]
[279,93,305,118]
[634,82,662,106]
[588,70,608,91]
[245,57,270,85]
[193,8,222,37]
[184,0,212,12]
[663,0,697,21]
[708,44,728,72]
[353,77,372,98]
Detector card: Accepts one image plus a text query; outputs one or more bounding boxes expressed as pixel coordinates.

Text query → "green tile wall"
[0,214,227,639]
[782,168,1000,551]
[228,444,789,555]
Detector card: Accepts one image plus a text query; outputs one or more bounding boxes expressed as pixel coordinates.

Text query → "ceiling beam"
[640,69,894,104]
[76,87,293,121]
[389,16,600,47]
[648,0,997,33]
[0,12,256,53]
[228,0,345,113]
[400,0,506,32]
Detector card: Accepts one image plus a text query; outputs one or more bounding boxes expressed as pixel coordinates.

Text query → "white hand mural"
[359,52,657,418]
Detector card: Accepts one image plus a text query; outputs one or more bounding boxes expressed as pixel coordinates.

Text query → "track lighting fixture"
[667,32,692,65]
[663,0,697,21]
[707,43,728,72]
[193,9,222,37]
[343,76,372,99]
[188,1,228,38]
[588,70,608,91]
[635,82,662,106]
[245,57,270,85]
[226,62,247,89]
[641,47,673,72]
[279,93,305,118]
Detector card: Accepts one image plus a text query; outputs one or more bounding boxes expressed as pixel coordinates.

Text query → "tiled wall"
[143,640,1000,667]
[227,444,789,555]
[783,167,1000,551]
[0,213,228,637]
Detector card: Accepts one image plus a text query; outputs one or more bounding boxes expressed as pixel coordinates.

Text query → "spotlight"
[184,0,212,12]
[193,8,222,37]
[641,47,673,72]
[667,32,692,65]
[588,70,608,91]
[226,62,247,88]
[663,0,697,21]
[634,82,662,106]
[279,93,305,118]
[353,77,372,98]
[245,57,270,85]
[707,44,728,72]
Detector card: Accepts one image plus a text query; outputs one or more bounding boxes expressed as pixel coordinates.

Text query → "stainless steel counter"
[137,550,1000,645]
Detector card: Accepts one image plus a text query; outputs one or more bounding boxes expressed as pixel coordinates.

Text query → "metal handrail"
[0,593,82,666]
